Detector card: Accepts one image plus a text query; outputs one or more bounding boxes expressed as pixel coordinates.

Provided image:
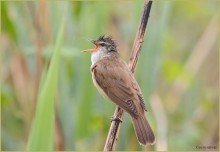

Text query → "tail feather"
[132,115,155,145]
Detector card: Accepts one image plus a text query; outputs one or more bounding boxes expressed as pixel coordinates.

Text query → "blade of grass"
[1,2,17,42]
[26,15,65,150]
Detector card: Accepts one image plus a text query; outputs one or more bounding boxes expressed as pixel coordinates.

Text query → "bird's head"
[82,35,118,54]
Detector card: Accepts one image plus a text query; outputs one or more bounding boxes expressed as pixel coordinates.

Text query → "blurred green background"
[1,0,219,151]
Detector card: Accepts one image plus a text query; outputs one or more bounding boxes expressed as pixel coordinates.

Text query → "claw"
[111,115,123,123]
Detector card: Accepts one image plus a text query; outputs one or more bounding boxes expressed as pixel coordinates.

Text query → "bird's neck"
[91,51,110,66]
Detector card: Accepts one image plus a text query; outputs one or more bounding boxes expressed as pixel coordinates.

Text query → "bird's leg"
[111,115,123,122]
[111,107,123,122]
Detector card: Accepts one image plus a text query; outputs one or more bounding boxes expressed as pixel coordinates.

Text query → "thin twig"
[104,1,153,151]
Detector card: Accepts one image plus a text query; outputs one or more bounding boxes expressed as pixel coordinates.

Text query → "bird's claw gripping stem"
[111,115,123,123]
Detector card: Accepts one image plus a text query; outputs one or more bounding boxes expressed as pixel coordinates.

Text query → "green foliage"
[1,2,17,42]
[26,15,65,150]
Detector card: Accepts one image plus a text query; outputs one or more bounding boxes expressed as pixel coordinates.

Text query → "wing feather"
[92,56,147,116]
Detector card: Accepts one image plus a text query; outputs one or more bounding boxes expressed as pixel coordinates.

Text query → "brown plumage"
[83,35,155,145]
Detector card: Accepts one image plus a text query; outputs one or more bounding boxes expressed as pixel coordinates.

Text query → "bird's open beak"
[82,44,99,52]
[82,39,99,52]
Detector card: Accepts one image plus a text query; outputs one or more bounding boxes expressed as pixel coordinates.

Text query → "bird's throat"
[91,50,109,66]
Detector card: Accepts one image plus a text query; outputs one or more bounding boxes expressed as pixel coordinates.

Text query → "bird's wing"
[92,56,147,117]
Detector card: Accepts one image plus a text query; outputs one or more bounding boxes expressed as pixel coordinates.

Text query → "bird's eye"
[99,43,105,47]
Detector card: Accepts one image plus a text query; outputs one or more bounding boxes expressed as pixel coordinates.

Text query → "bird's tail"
[132,115,155,145]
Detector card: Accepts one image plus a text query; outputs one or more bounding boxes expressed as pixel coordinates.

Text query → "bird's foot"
[111,115,123,123]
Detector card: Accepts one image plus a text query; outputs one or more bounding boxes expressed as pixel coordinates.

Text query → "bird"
[82,35,155,146]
